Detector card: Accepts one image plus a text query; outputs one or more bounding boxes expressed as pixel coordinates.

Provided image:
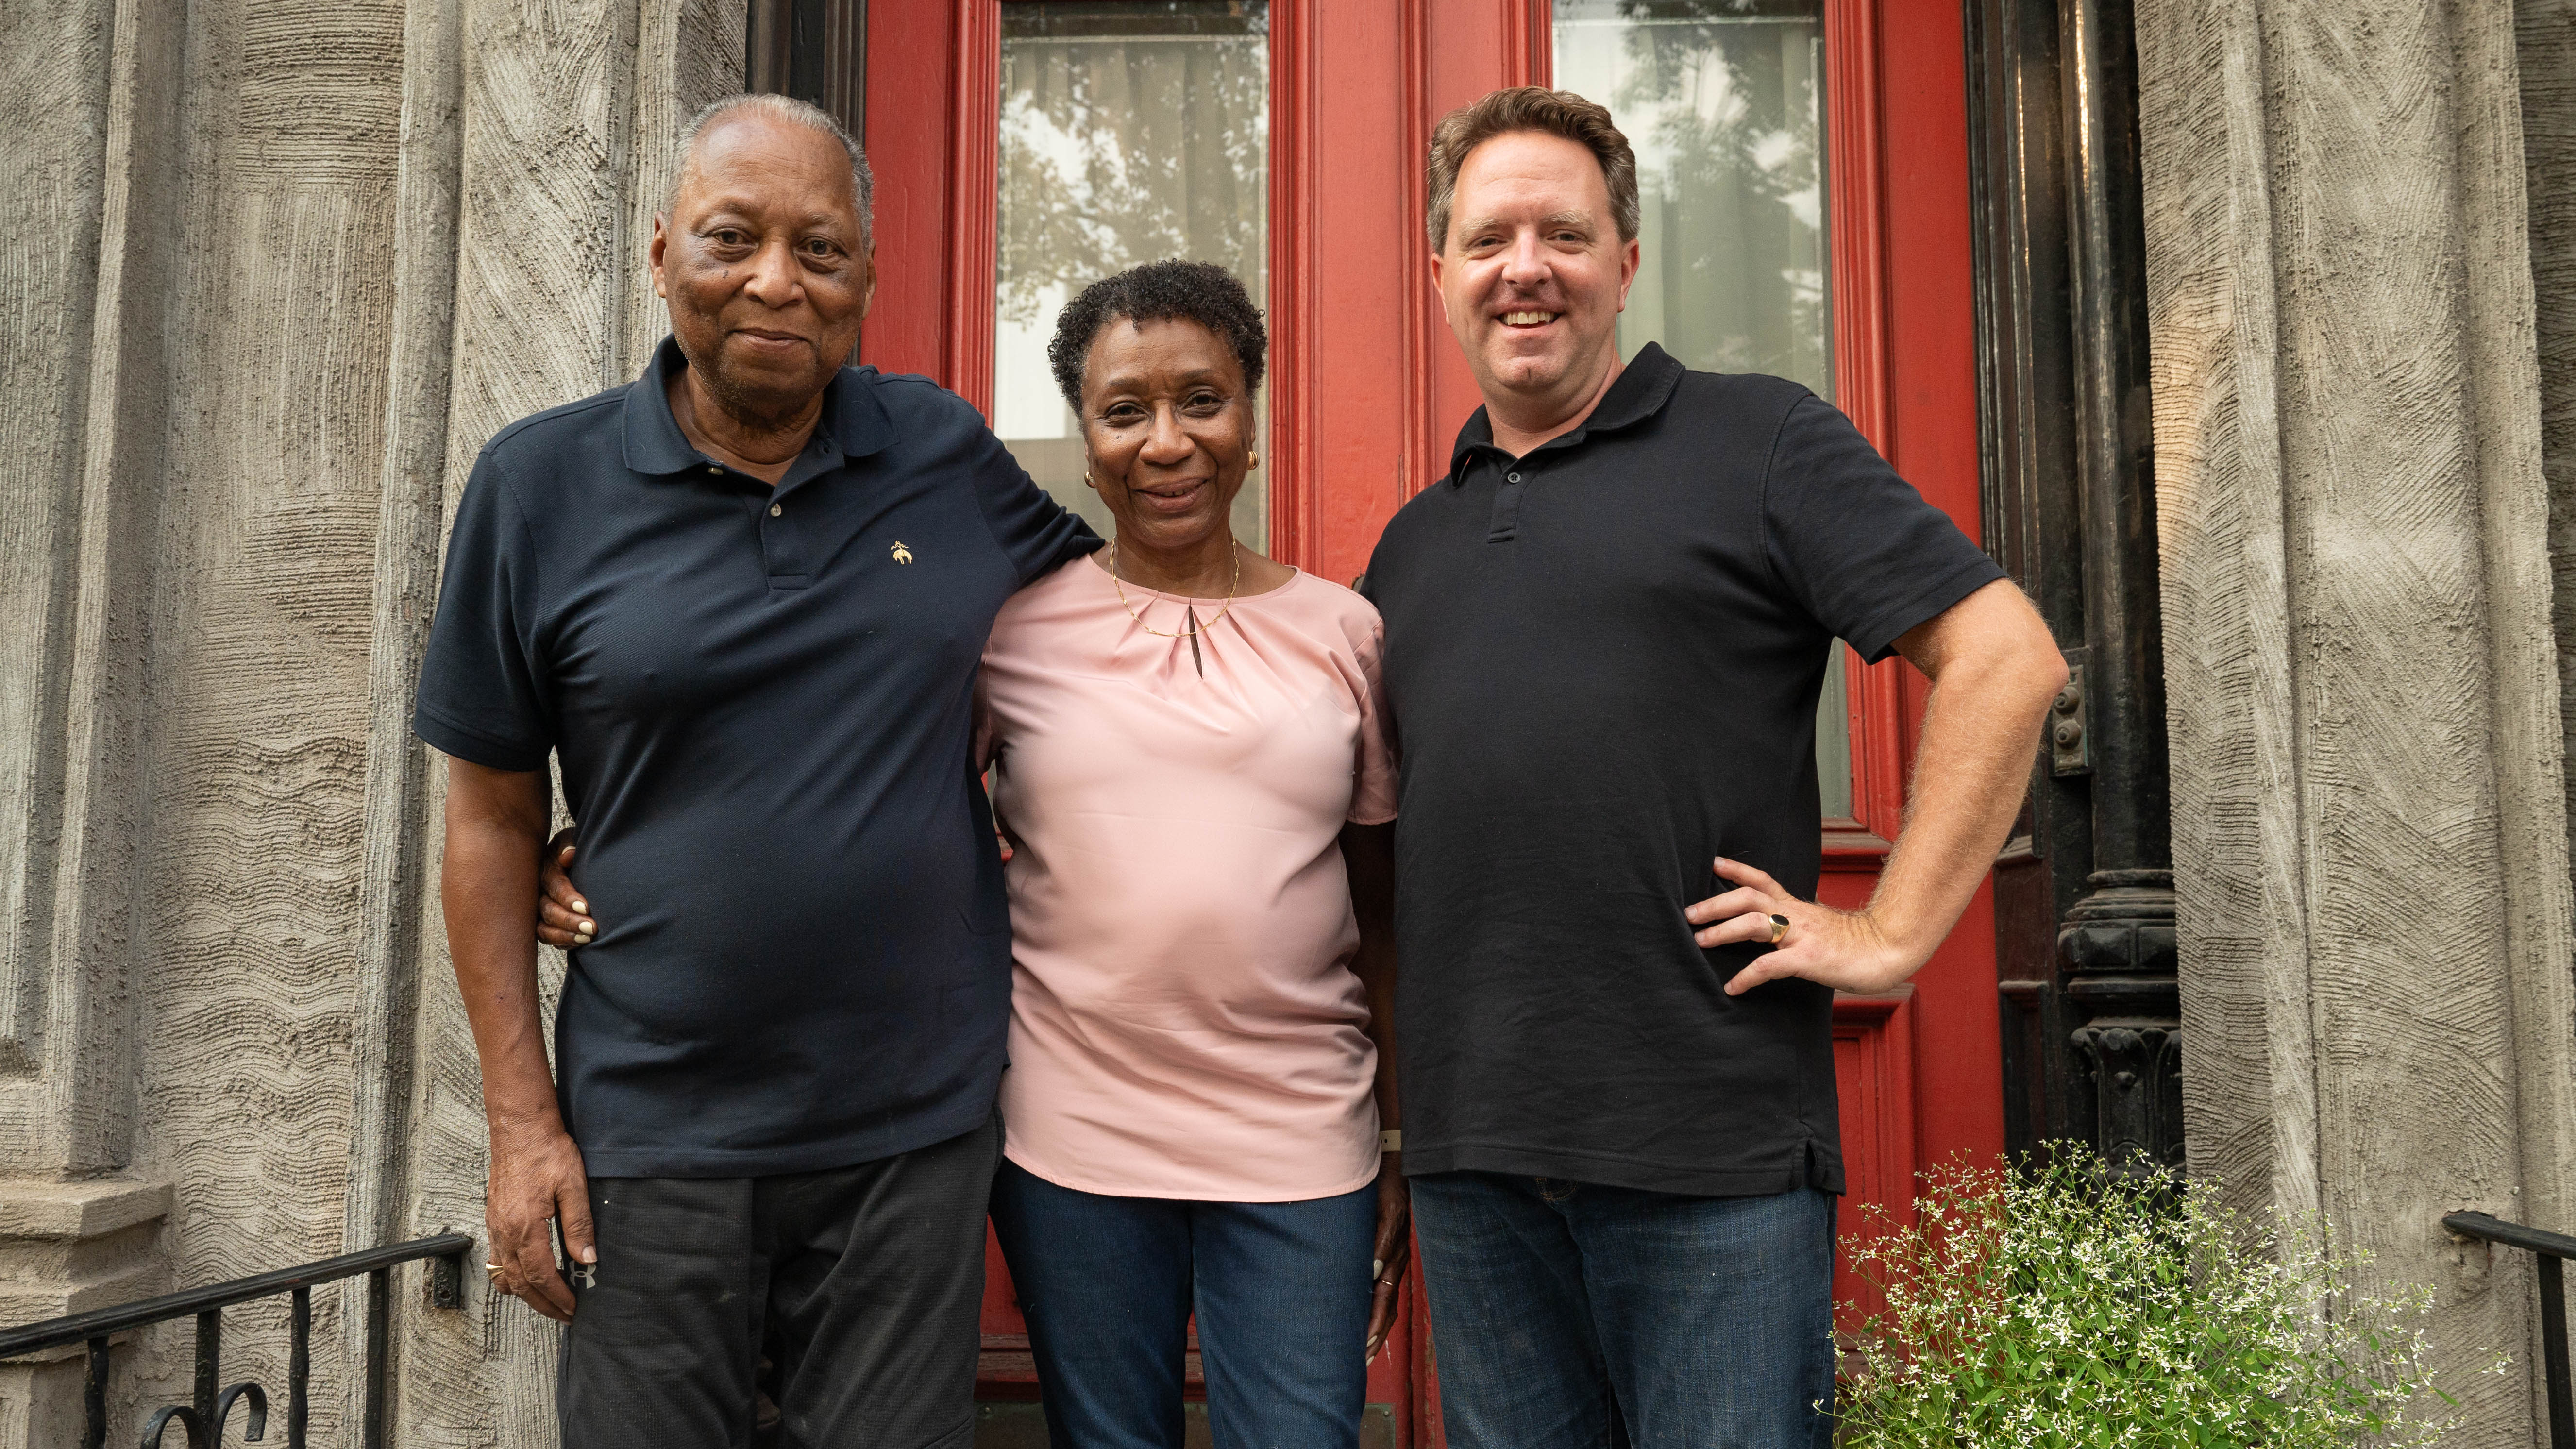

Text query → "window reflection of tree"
[1562,1,1848,811]
[997,4,1269,331]
[1586,0,1827,391]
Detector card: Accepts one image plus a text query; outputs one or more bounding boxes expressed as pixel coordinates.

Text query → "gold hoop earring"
[1247,452,1260,471]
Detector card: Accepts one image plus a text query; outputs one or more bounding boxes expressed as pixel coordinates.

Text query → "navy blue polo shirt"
[414,337,1098,1178]
[1363,344,2004,1197]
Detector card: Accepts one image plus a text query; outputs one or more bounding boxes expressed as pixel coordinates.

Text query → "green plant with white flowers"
[1835,1146,2494,1447]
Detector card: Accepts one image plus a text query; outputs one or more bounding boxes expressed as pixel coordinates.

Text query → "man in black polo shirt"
[1364,89,2067,1445]
[415,95,1094,1445]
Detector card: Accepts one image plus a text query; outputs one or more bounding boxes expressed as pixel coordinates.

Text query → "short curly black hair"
[1046,259,1268,411]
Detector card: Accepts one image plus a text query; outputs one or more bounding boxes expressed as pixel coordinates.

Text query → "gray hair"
[668,93,874,239]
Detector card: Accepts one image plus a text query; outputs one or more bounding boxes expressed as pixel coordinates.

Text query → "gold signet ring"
[484,1263,505,1275]
[1767,913,1791,945]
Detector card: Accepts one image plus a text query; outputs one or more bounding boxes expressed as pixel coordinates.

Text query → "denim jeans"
[987,1159,1378,1449]
[1409,1173,1836,1449]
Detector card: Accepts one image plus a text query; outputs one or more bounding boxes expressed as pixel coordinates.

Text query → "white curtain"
[995,1,1271,547]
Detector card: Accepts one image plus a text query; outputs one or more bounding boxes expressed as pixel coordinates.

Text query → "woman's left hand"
[1362,1156,1413,1362]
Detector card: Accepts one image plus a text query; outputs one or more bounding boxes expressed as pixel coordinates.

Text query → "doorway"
[857,1,1998,1440]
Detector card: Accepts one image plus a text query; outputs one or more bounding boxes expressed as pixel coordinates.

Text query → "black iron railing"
[2444,1210,2575,1449]
[0,1233,471,1449]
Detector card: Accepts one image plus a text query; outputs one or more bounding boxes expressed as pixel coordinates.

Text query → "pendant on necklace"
[1185,605,1204,677]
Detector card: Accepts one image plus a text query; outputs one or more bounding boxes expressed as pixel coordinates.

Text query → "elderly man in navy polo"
[414,94,1095,1446]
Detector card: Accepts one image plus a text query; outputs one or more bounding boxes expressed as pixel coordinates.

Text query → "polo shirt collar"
[621,334,895,477]
[1448,341,1687,481]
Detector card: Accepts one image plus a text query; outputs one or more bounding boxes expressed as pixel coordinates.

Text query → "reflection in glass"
[1554,0,1850,819]
[1553,0,1830,392]
[995,1,1270,548]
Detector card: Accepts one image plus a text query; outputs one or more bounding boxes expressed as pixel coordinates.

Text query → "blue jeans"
[987,1159,1378,1449]
[1410,1174,1836,1449]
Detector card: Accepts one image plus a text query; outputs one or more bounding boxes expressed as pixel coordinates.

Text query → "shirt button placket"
[1488,464,1527,542]
[757,481,791,585]
[765,494,792,584]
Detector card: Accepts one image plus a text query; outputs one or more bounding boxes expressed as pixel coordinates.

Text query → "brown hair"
[1425,87,1638,253]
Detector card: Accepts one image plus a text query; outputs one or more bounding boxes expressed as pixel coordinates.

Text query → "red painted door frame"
[863,0,1999,1440]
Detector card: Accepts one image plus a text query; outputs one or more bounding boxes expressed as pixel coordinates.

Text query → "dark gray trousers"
[557,1114,1000,1449]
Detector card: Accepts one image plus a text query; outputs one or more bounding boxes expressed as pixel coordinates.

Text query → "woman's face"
[1078,318,1255,554]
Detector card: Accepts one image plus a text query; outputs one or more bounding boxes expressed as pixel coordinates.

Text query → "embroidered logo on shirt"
[891,542,914,565]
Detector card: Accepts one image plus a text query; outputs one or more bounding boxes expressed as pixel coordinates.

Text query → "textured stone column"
[2,0,740,1440]
[0,0,184,1180]
[2139,0,2576,1438]
[0,0,184,1437]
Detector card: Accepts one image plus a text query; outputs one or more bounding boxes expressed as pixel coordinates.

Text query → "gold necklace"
[1108,540,1240,677]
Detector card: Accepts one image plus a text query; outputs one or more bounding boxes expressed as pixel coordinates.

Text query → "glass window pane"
[1552,0,1830,393]
[1553,0,1850,821]
[1815,642,1851,821]
[995,1,1270,551]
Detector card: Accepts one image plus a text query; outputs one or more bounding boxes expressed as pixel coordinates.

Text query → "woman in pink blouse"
[977,259,1404,1449]
[541,260,1405,1449]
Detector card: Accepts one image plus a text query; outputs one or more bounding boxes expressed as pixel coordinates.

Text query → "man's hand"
[485,1121,595,1322]
[440,758,593,1324]
[536,827,594,949]
[514,824,595,1316]
[1689,580,2065,1001]
[1362,1158,1413,1362]
[1346,821,1409,1361]
[1685,857,1915,997]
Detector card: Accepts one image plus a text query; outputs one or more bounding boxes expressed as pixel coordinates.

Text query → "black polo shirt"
[414,337,1098,1179]
[1363,343,2004,1197]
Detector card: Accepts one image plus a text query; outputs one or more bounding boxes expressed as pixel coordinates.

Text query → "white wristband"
[1380,1129,1402,1154]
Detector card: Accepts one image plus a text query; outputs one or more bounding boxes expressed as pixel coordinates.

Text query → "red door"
[864,2,1997,1440]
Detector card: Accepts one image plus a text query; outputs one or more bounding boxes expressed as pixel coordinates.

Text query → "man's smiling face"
[652,113,874,425]
[1432,129,1639,419]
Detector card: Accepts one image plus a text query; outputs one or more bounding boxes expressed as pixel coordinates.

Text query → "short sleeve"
[1763,396,2007,662]
[413,451,554,771]
[971,429,1102,584]
[1348,623,1399,826]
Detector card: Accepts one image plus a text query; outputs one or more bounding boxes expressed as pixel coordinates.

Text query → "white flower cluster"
[1834,1147,2502,1447]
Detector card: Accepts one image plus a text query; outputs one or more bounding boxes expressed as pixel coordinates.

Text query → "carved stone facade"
[2139,0,2576,1440]
[0,0,743,1442]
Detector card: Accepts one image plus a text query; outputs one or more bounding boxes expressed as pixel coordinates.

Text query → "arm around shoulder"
[960,403,1102,584]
